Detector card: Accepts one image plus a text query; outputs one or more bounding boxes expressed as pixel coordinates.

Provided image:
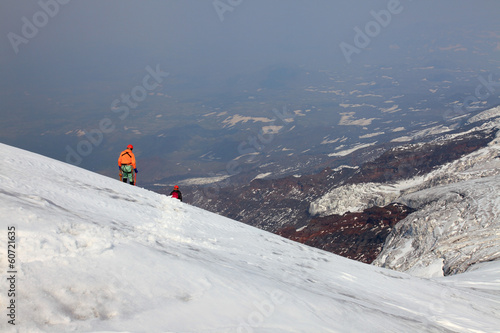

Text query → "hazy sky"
[2,0,499,95]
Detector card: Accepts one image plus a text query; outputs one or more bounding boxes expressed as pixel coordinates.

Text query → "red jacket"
[170,190,182,201]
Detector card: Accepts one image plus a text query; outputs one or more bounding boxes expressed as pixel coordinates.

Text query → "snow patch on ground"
[327,142,376,157]
[159,174,232,186]
[252,172,272,181]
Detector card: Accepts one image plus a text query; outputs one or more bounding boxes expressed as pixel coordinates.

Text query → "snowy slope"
[1,143,500,332]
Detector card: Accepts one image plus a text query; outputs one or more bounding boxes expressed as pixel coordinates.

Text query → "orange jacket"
[118,148,136,169]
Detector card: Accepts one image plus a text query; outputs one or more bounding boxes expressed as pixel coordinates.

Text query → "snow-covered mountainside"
[1,143,500,332]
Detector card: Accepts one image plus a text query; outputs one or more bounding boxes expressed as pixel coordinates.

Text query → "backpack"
[171,191,179,199]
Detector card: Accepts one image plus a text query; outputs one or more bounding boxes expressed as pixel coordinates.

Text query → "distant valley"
[2,25,499,188]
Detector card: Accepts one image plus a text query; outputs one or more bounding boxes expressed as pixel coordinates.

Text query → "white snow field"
[1,142,500,332]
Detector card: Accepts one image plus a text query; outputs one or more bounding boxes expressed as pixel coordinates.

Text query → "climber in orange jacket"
[118,144,138,185]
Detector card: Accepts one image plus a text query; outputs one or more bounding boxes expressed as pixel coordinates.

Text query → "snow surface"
[1,143,500,332]
[467,106,500,125]
[327,142,376,157]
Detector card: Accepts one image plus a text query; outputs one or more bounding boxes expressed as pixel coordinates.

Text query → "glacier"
[374,174,500,277]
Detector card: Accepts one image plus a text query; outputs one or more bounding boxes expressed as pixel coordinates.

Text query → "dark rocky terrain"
[277,203,416,264]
